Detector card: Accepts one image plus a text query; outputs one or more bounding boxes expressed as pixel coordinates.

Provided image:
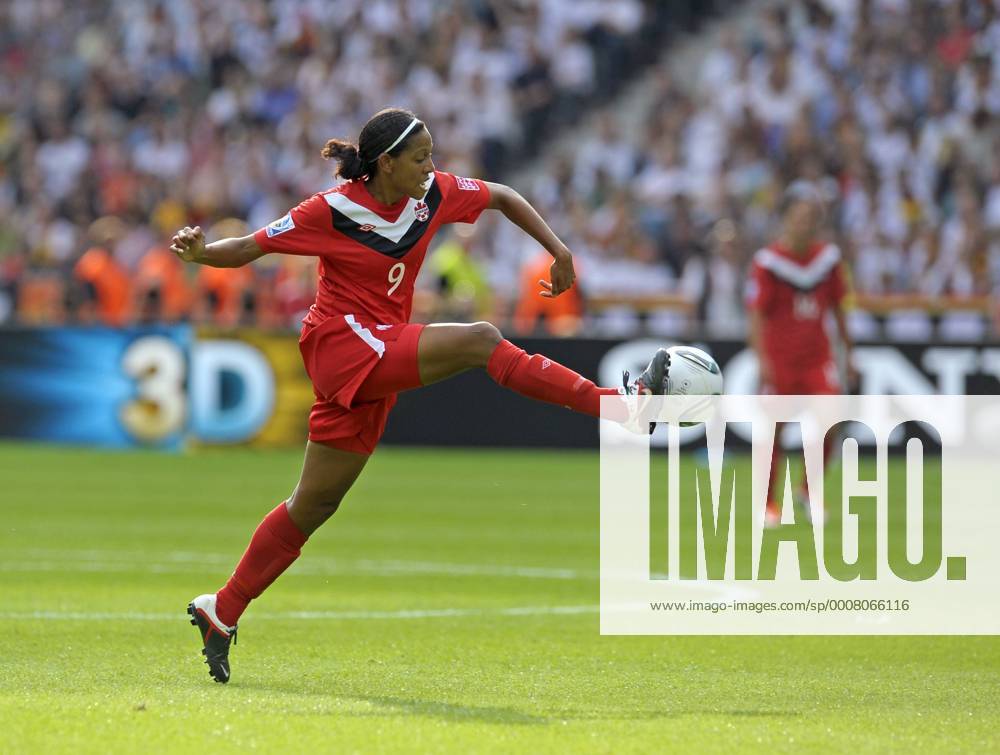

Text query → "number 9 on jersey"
[387,262,405,296]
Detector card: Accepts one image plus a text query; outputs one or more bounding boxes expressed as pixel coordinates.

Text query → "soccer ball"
[665,345,724,396]
[665,346,723,427]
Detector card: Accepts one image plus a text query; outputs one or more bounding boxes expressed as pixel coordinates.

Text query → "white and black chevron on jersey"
[752,242,841,291]
[253,170,491,327]
[324,174,444,259]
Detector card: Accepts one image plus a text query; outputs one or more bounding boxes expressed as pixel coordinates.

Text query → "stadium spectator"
[72,246,132,327]
[134,244,191,323]
[422,225,494,324]
[195,265,256,328]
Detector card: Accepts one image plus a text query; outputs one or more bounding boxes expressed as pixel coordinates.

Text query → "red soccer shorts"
[768,359,840,395]
[298,315,424,454]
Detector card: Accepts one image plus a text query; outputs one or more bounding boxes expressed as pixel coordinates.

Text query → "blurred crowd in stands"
[1,0,997,339]
[506,0,1000,339]
[0,0,686,329]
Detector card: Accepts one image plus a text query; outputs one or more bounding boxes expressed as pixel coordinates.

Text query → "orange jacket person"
[513,249,584,335]
[134,245,191,322]
[73,246,132,326]
[197,264,255,327]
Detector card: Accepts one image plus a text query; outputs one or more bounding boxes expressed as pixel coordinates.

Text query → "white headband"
[381,117,420,155]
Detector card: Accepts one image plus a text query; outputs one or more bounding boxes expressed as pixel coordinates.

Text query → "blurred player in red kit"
[746,182,857,527]
[171,108,671,683]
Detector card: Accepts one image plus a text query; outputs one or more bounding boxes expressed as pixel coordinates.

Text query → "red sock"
[215,502,308,626]
[486,340,626,421]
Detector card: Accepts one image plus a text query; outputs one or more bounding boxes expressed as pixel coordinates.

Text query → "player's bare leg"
[215,441,368,616]
[410,321,503,383]
[765,422,785,528]
[764,422,835,527]
[286,441,370,534]
[189,441,368,682]
[358,320,630,419]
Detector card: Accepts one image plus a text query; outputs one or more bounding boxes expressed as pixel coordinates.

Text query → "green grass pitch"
[1,442,997,753]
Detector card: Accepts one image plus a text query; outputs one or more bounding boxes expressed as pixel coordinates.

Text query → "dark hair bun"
[321,139,366,180]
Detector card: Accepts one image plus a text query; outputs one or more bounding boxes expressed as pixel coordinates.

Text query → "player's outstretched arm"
[485,181,575,298]
[170,226,264,268]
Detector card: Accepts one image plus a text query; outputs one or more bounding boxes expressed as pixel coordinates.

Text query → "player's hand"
[170,226,205,263]
[540,252,576,298]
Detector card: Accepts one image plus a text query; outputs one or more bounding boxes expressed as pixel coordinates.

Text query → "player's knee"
[290,486,345,518]
[467,321,503,362]
[314,495,343,515]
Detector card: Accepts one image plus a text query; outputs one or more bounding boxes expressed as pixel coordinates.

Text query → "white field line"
[0,605,598,622]
[0,549,593,580]
[0,550,760,602]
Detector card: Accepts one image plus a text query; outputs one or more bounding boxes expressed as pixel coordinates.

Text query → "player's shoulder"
[262,188,341,239]
[320,183,348,197]
[753,242,841,286]
[434,169,485,195]
[809,241,840,264]
[290,186,342,212]
[315,183,352,205]
[750,244,781,275]
[756,242,840,264]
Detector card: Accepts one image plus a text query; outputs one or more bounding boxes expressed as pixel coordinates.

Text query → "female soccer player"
[172,108,667,683]
[747,182,857,526]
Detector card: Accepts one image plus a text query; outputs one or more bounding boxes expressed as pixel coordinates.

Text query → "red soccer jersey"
[746,241,846,370]
[253,170,491,327]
